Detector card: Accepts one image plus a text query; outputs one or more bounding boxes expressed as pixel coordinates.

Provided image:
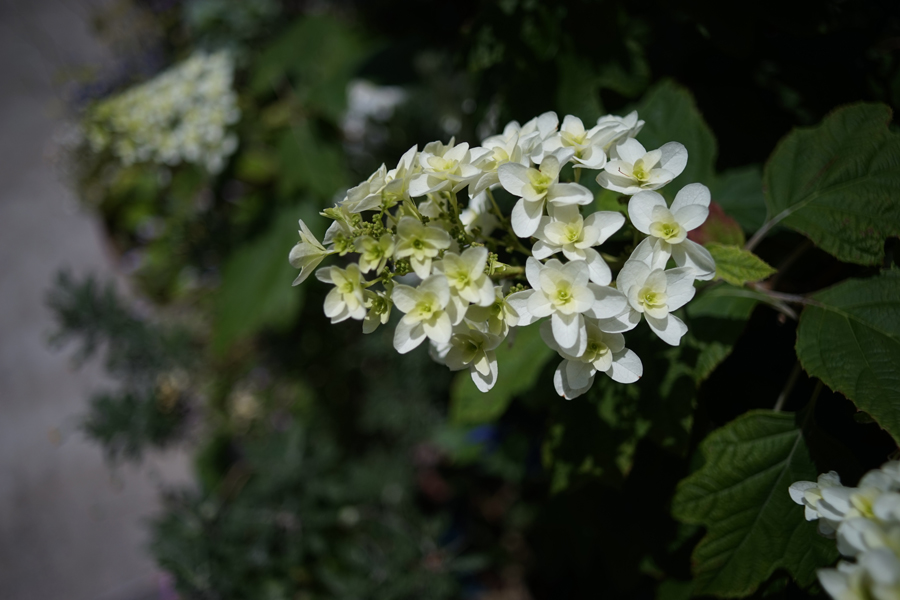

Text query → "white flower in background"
[394,216,452,278]
[342,79,407,142]
[466,286,520,337]
[507,258,626,356]
[542,115,609,169]
[541,319,642,399]
[355,233,395,274]
[408,140,490,197]
[289,219,332,285]
[316,264,367,323]
[441,322,504,392]
[391,275,456,353]
[460,191,500,237]
[362,289,393,334]
[88,50,240,173]
[433,246,495,311]
[533,205,625,285]
[499,149,593,238]
[610,260,696,345]
[628,183,716,279]
[597,138,687,195]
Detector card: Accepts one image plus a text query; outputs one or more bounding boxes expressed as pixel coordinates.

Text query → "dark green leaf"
[763,103,900,265]
[672,411,838,597]
[449,325,553,425]
[636,80,717,193]
[710,166,767,234]
[706,243,776,286]
[796,270,900,443]
[687,284,760,321]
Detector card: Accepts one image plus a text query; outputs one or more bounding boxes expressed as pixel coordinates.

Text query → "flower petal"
[628,191,667,234]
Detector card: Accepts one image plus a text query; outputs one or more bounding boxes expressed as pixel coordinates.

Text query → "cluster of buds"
[791,462,900,600]
[85,51,240,173]
[289,111,715,398]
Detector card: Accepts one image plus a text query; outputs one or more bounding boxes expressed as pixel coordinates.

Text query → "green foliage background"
[51,0,900,598]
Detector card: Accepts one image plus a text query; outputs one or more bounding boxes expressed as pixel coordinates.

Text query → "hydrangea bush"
[85,50,240,173]
[289,111,716,399]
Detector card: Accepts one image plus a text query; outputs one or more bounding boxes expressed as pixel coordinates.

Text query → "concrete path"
[0,1,190,599]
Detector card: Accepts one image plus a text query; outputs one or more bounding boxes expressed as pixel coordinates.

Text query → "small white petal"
[628,192,667,234]
[646,313,688,346]
[394,319,426,354]
[607,349,643,383]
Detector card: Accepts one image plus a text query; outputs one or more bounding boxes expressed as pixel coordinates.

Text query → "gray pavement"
[0,1,190,599]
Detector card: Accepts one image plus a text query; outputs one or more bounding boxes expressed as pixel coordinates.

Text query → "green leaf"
[687,284,760,321]
[706,243,776,286]
[763,103,900,265]
[710,166,767,234]
[212,204,310,354]
[449,325,553,425]
[796,270,900,443]
[672,411,838,597]
[276,121,347,200]
[250,15,367,123]
[636,80,717,193]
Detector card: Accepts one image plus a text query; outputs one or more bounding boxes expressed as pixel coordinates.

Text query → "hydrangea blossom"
[597,138,687,195]
[628,183,716,280]
[287,108,714,395]
[86,51,240,173]
[791,461,900,600]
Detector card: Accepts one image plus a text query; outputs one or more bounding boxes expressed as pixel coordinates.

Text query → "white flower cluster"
[790,462,900,599]
[289,111,715,398]
[86,51,240,173]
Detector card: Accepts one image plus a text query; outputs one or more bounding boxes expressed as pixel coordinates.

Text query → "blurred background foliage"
[49,0,900,598]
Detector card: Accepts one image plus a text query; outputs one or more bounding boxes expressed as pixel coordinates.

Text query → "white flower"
[408,140,489,197]
[533,205,625,285]
[541,319,643,399]
[433,246,495,308]
[393,216,452,278]
[498,149,593,238]
[596,138,687,195]
[507,257,626,356]
[362,289,392,334]
[514,111,559,163]
[89,51,239,172]
[442,322,504,392]
[289,218,331,285]
[594,111,644,150]
[381,145,420,208]
[790,470,845,534]
[355,233,395,274]
[316,264,367,323]
[342,165,389,213]
[465,286,520,337]
[542,115,609,170]
[609,260,696,345]
[628,183,716,280]
[391,275,456,353]
[470,130,530,197]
